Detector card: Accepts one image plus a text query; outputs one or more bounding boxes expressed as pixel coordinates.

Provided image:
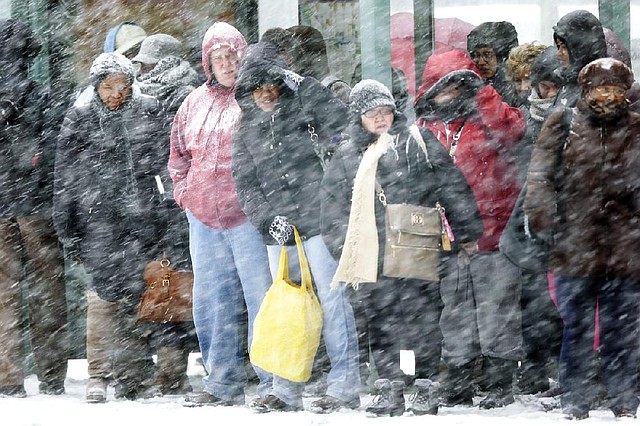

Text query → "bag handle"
[275,226,313,292]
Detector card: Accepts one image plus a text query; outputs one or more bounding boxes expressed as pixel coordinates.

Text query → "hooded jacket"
[53,62,167,302]
[232,41,348,242]
[466,21,520,107]
[0,19,55,218]
[552,10,607,108]
[414,49,526,252]
[168,22,248,229]
[525,58,640,280]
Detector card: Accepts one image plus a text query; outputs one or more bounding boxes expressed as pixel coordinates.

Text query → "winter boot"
[86,378,108,403]
[156,346,192,395]
[479,357,516,409]
[442,362,475,407]
[366,379,406,417]
[408,379,440,415]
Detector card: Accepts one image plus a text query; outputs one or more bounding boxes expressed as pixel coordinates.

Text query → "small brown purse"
[137,258,194,322]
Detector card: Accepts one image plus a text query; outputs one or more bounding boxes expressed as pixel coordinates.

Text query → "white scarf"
[331,132,393,289]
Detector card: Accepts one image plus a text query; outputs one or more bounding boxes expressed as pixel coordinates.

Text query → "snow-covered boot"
[366,379,406,417]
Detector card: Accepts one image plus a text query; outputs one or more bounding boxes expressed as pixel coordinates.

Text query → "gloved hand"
[267,66,304,91]
[268,215,294,245]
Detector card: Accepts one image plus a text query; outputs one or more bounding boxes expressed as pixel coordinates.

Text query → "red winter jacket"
[168,22,248,229]
[415,49,526,251]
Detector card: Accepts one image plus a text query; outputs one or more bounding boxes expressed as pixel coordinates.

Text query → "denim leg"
[304,236,360,401]
[226,221,274,398]
[598,279,640,414]
[266,236,360,404]
[188,213,254,402]
[555,275,598,413]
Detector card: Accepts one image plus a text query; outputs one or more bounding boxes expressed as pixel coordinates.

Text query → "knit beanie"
[349,79,395,114]
[578,57,634,91]
[89,52,136,84]
[132,34,183,65]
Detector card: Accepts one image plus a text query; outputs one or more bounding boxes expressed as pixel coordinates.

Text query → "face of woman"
[252,83,281,112]
[97,74,131,111]
[361,106,395,135]
[209,47,240,88]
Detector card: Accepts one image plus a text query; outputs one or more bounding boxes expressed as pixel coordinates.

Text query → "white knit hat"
[349,79,395,114]
[89,52,136,83]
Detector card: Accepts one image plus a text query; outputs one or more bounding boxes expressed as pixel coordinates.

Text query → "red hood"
[415,49,481,104]
[201,22,247,86]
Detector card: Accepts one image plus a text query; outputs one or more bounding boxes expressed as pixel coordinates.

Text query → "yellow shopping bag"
[250,226,323,382]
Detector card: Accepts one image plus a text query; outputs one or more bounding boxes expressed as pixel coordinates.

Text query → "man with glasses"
[467,21,520,107]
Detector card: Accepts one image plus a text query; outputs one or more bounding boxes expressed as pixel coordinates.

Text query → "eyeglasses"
[472,50,496,62]
[210,52,238,65]
[363,106,395,118]
[590,86,626,97]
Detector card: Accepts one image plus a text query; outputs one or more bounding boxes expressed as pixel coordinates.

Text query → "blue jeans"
[266,235,360,407]
[556,275,640,415]
[188,213,273,402]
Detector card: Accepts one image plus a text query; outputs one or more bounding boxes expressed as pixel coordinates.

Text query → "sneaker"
[0,385,27,398]
[39,381,65,395]
[613,407,637,418]
[408,379,440,416]
[309,395,360,414]
[183,391,241,407]
[250,394,302,413]
[365,379,406,417]
[563,406,589,420]
[478,387,515,409]
[85,378,107,403]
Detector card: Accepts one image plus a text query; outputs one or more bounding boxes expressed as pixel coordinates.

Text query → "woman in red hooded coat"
[414,48,526,409]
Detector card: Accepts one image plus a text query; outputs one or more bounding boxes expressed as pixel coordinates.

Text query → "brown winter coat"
[524,100,640,280]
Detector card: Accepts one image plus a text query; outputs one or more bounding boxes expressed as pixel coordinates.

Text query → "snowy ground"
[0,354,632,426]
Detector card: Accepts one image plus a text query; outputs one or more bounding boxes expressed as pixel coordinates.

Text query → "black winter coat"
[53,93,168,302]
[320,114,483,264]
[0,78,57,217]
[232,42,349,243]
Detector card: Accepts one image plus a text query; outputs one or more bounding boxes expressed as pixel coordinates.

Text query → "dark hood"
[530,46,563,96]
[553,10,607,83]
[235,41,290,111]
[467,21,518,62]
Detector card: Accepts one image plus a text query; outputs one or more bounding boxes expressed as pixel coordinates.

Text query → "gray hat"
[349,79,395,114]
[132,34,183,65]
[90,52,136,84]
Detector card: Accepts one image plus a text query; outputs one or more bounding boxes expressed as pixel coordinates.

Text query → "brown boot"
[156,346,192,395]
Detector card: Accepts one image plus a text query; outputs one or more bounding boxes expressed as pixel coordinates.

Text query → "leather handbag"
[250,226,323,382]
[137,258,194,323]
[382,202,447,282]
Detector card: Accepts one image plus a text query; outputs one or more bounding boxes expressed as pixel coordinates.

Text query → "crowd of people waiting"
[0,8,638,421]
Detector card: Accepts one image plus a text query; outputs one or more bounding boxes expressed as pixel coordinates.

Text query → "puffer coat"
[320,113,483,264]
[53,91,168,302]
[232,41,348,243]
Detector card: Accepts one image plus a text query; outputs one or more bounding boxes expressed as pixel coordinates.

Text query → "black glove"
[267,66,303,91]
[268,215,294,245]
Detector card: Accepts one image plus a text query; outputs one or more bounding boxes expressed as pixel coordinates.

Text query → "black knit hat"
[349,79,395,114]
